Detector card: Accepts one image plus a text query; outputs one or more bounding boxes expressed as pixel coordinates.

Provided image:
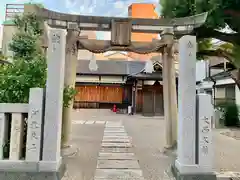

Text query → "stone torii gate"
[25,4,215,180]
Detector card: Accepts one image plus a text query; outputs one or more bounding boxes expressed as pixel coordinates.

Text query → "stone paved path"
[63,109,240,180]
[73,120,107,125]
[94,121,144,180]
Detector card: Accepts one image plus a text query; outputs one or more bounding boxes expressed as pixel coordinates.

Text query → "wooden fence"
[75,85,123,103]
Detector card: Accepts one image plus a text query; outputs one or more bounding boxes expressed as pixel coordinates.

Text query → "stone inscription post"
[197,93,213,171]
[25,88,44,161]
[176,35,197,172]
[174,35,215,179]
[42,28,67,162]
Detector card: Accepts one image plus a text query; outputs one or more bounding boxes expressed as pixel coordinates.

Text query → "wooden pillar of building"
[132,81,137,114]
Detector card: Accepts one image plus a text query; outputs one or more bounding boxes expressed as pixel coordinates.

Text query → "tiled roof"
[76,60,145,75]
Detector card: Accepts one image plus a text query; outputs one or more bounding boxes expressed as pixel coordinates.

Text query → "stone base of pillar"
[0,160,66,180]
[171,162,217,180]
[61,145,78,157]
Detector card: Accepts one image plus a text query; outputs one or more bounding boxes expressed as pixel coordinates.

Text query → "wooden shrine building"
[74,59,177,116]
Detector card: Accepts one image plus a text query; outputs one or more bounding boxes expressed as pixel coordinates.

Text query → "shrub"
[217,102,239,127]
[224,102,239,127]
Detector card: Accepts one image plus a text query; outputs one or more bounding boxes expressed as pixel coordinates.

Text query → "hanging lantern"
[89,53,98,71]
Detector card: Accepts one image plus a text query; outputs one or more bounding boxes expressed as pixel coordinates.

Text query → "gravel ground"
[64,109,240,179]
[62,122,104,180]
[122,116,175,180]
[220,128,240,140]
[213,129,240,172]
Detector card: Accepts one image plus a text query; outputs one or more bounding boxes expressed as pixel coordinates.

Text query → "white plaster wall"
[101,76,125,83]
[210,69,224,76]
[215,87,225,99]
[235,85,240,107]
[76,75,126,84]
[1,25,17,57]
[76,75,99,83]
[197,78,235,90]
[196,60,208,82]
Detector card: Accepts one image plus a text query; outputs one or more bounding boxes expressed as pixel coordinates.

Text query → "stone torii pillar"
[162,28,178,148]
[61,30,78,149]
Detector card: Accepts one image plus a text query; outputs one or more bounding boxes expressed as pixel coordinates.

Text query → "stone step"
[97,160,140,169]
[94,169,144,180]
[98,152,135,160]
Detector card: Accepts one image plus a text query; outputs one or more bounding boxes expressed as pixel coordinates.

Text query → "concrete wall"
[215,85,235,105]
[215,87,225,99]
[196,60,208,82]
[128,3,158,42]
[1,25,17,57]
[1,3,40,57]
[128,3,159,61]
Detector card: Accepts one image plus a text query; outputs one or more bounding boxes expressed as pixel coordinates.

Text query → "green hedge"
[217,102,239,127]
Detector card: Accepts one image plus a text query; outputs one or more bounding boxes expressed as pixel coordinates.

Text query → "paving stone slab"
[104,127,125,129]
[104,132,126,134]
[104,130,126,133]
[95,121,106,124]
[105,126,124,128]
[101,143,132,148]
[97,160,140,169]
[102,139,131,143]
[94,169,144,180]
[103,136,130,139]
[104,131,127,133]
[98,152,135,160]
[104,129,125,132]
[101,147,134,153]
[106,123,122,126]
[104,133,128,136]
[103,136,129,139]
[104,133,127,136]
[105,126,123,128]
[85,121,95,124]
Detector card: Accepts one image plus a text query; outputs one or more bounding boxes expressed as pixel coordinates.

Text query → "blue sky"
[0,0,161,41]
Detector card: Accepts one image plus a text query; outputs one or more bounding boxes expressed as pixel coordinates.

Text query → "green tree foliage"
[8,14,43,61]
[217,101,239,127]
[0,13,46,103]
[160,0,240,86]
[0,57,46,103]
[63,85,77,108]
[0,13,76,106]
[160,0,240,32]
[224,102,239,127]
